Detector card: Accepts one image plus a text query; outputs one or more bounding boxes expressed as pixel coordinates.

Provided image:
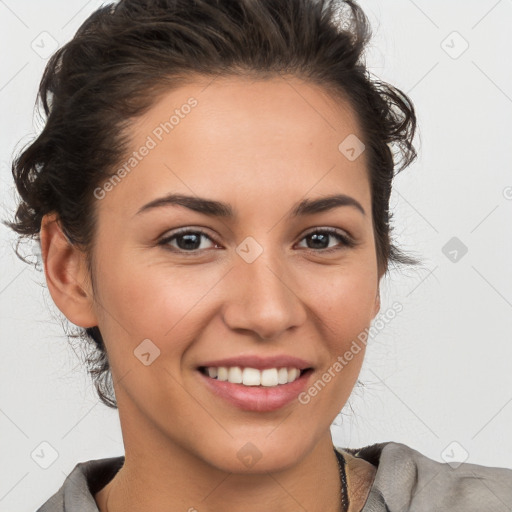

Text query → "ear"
[39,213,98,328]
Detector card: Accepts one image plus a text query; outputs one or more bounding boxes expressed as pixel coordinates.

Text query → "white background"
[1,0,512,510]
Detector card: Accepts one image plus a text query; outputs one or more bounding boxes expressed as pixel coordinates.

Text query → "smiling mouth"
[198,366,313,387]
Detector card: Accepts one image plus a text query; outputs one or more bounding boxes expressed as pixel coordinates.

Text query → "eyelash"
[157,227,356,256]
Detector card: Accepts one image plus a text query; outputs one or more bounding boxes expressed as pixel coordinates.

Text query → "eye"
[296,228,356,253]
[157,227,356,256]
[158,228,219,255]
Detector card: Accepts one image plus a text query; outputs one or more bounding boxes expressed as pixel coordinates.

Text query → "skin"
[40,75,383,512]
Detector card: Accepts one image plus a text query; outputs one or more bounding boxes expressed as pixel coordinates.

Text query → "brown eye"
[297,228,355,253]
[158,228,218,254]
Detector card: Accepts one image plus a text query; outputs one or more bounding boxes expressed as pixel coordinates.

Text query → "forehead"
[100,75,370,217]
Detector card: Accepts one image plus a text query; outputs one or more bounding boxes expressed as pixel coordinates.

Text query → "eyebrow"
[134,192,366,218]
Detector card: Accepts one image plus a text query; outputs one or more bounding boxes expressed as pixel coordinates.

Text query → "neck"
[96,425,344,512]
[95,390,349,512]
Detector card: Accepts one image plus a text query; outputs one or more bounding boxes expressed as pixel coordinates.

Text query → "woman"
[5,0,511,510]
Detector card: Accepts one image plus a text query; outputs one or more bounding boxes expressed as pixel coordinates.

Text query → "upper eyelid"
[301,226,352,238]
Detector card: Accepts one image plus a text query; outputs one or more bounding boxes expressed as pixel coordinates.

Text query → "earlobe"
[39,213,98,328]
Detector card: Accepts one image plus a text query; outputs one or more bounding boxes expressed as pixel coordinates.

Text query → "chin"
[197,435,312,475]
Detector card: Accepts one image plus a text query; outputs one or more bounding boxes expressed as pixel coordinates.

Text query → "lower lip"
[197,369,313,412]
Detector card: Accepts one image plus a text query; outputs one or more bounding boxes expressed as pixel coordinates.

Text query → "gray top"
[36,441,512,511]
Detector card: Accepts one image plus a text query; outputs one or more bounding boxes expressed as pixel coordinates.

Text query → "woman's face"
[83,75,382,472]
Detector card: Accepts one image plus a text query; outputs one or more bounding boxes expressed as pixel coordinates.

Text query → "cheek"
[92,251,223,368]
[90,260,202,407]
[95,250,185,331]
[299,271,374,411]
[302,264,378,344]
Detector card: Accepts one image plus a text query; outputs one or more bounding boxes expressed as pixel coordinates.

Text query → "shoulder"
[336,441,512,511]
[35,456,124,512]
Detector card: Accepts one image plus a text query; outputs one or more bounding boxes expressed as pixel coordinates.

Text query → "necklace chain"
[335,447,349,512]
[103,448,349,512]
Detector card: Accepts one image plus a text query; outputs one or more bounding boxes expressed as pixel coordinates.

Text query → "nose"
[221,251,307,340]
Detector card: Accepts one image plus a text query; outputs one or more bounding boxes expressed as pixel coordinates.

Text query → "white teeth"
[217,367,228,381]
[278,367,289,384]
[261,368,278,387]
[288,368,300,381]
[228,366,243,384]
[203,366,305,386]
[242,367,261,386]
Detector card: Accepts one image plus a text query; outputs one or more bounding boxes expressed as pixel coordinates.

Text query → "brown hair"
[3,0,421,408]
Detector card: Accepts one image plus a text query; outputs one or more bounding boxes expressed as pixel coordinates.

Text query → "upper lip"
[198,354,314,371]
